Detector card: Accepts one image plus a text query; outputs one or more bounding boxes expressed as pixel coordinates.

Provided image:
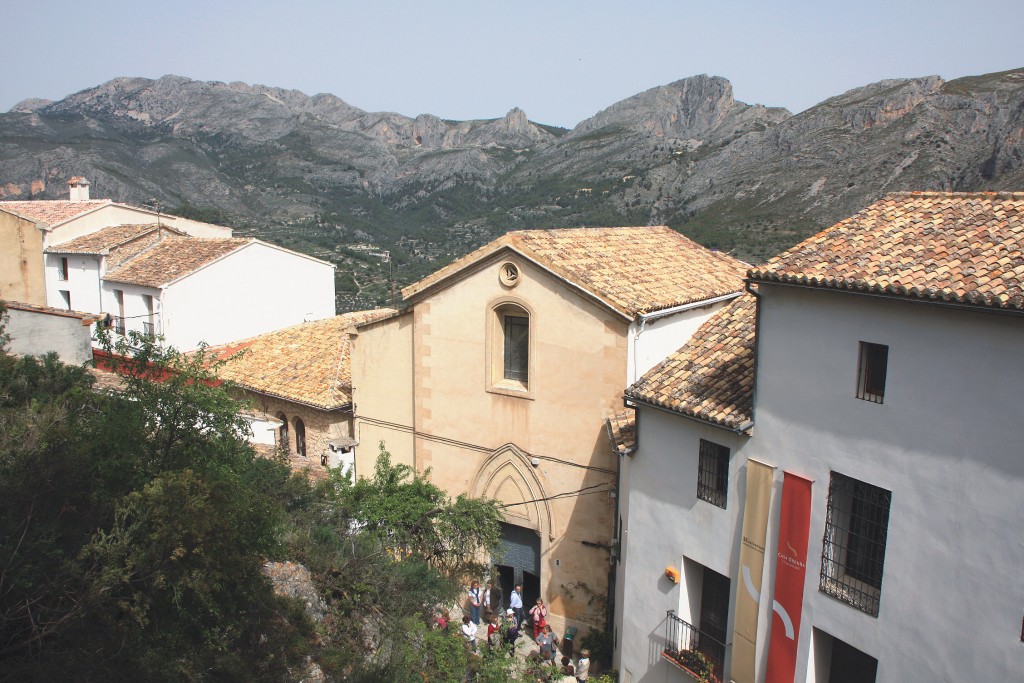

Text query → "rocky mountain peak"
[9,98,53,113]
[569,74,746,140]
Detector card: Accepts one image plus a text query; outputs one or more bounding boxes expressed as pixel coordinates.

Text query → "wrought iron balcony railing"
[663,610,725,683]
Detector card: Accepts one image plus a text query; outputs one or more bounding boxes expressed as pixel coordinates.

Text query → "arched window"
[294,418,307,457]
[276,412,289,451]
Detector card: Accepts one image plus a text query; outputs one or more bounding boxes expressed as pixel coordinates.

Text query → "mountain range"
[2,69,1022,308]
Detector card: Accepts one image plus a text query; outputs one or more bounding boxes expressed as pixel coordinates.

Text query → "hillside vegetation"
[2,69,1022,309]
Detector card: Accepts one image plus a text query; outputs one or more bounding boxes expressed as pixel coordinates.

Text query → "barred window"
[820,472,891,616]
[697,439,729,508]
[856,342,888,403]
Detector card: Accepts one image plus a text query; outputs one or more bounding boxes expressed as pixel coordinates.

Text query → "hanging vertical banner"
[764,471,813,683]
[729,459,774,683]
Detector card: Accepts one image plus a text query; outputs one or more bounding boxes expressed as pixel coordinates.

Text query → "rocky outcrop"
[569,74,775,142]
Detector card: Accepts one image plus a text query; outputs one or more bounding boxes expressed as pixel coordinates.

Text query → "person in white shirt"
[467,580,483,624]
[576,648,590,682]
[510,584,524,627]
[460,615,478,652]
[483,580,493,617]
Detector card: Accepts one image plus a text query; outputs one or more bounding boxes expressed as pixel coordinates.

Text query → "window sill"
[487,380,534,400]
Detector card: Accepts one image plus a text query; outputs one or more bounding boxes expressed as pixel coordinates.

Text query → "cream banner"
[729,459,773,683]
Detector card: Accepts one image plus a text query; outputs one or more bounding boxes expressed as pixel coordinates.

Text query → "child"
[487,614,500,650]
[503,609,520,655]
[460,615,478,652]
[576,648,590,682]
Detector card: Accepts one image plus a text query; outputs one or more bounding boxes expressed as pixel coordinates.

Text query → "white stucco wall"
[159,241,335,350]
[44,204,232,248]
[618,285,1024,683]
[100,281,162,338]
[617,406,748,683]
[627,296,738,385]
[45,253,102,312]
[4,306,95,364]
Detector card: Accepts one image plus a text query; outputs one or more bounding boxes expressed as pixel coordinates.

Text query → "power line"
[355,414,617,475]
[498,482,614,509]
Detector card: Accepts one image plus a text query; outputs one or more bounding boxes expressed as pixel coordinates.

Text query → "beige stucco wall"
[0,211,46,306]
[352,252,627,635]
[350,312,416,469]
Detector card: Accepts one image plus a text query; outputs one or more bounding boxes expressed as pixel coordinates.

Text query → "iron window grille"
[142,321,155,339]
[503,314,529,382]
[820,472,891,616]
[697,439,729,509]
[856,342,888,403]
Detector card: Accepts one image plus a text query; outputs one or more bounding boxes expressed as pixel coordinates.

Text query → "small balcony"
[661,610,725,683]
[142,321,155,339]
[114,318,126,336]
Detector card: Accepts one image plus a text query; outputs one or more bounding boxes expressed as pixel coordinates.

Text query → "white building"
[616,192,1024,683]
[45,224,335,350]
[0,177,232,249]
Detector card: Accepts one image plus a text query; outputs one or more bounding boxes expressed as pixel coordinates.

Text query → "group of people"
[454,580,590,681]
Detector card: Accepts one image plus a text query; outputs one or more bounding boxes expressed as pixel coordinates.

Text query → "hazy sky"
[2,0,1021,128]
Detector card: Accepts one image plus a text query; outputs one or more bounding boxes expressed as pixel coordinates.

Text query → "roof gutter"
[743,279,763,433]
[747,278,1024,318]
[624,394,753,435]
[638,291,742,322]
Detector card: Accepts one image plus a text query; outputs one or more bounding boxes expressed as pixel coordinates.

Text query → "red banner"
[764,472,813,683]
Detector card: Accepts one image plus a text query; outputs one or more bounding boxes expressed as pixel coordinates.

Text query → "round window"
[499,261,520,287]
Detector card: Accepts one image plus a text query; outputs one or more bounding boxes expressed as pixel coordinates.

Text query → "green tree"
[286,445,503,680]
[0,333,313,680]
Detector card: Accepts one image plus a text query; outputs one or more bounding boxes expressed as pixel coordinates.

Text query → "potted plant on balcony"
[662,647,715,682]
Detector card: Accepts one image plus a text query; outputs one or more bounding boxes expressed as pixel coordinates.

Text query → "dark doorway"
[698,566,730,681]
[494,522,541,607]
[495,564,515,612]
[522,570,541,611]
[828,637,878,683]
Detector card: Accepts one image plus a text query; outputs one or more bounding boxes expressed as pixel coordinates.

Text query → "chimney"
[68,176,90,201]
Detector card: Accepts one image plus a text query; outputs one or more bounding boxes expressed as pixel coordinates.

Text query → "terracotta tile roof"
[627,294,756,431]
[46,224,182,254]
[0,199,111,225]
[104,237,251,288]
[204,310,396,410]
[4,300,101,322]
[605,410,637,456]
[748,192,1024,312]
[402,226,748,317]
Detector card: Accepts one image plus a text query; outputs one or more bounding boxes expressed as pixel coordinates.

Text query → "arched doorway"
[276,412,289,452]
[294,418,307,457]
[471,444,553,615]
